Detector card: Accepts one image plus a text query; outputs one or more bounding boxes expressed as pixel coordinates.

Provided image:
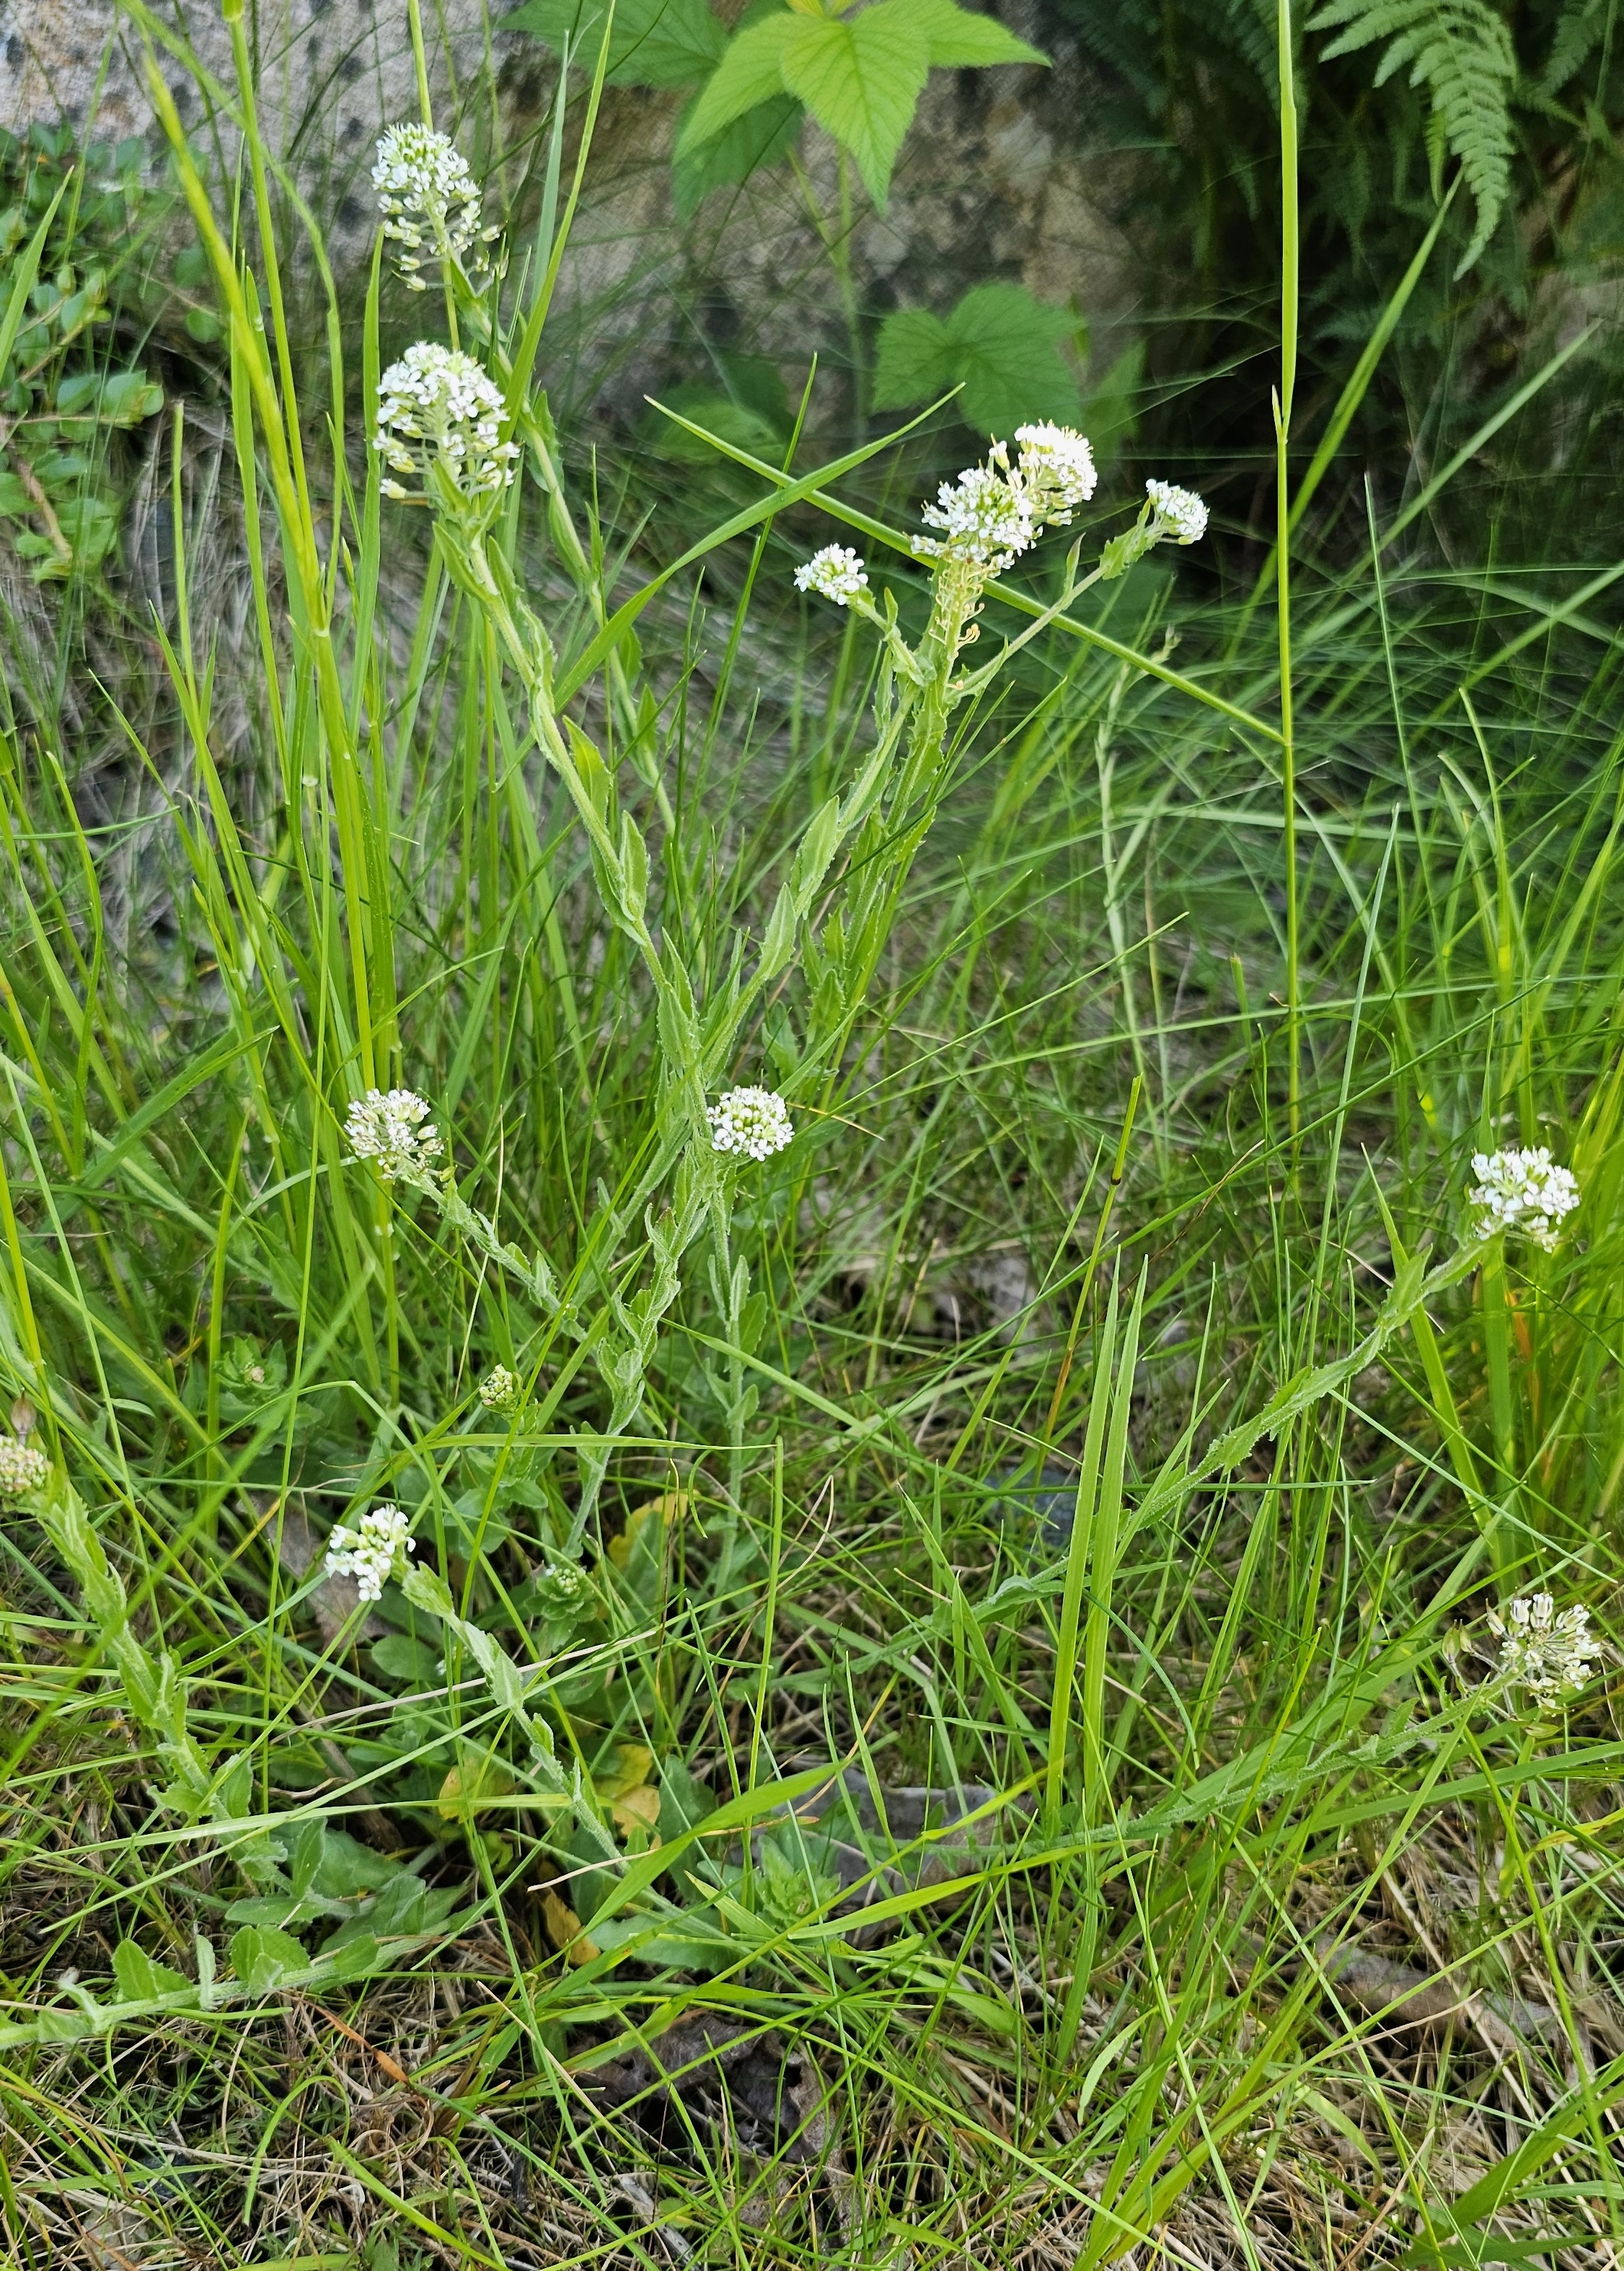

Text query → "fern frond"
[1542,0,1607,94]
[1307,0,1515,270]
[1061,0,1278,112]
[1219,0,1279,101]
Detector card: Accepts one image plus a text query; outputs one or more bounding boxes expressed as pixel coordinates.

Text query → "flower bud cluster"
[917,457,1040,573]
[792,423,1204,608]
[915,424,1103,573]
[1011,421,1098,525]
[1488,1593,1601,1708]
[1144,479,1208,544]
[707,1086,794,1161]
[1098,478,1212,581]
[478,1364,519,1411]
[372,123,491,287]
[794,545,869,606]
[0,1436,50,1499]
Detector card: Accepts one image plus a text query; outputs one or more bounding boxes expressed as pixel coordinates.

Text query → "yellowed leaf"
[596,1742,655,1802]
[610,1782,662,1838]
[436,1753,513,1820]
[606,1490,687,1569]
[543,1889,600,1964]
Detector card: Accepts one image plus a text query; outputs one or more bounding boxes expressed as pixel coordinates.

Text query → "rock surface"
[0,0,1140,421]
[0,0,490,274]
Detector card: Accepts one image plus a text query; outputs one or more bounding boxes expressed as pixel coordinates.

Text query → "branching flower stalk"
[375,330,1208,1517]
[371,113,663,807]
[1462,1144,1579,1578]
[358,100,1210,1530]
[795,439,1199,1080]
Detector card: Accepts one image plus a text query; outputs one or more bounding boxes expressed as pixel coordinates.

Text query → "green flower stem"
[1478,1235,1521,1587]
[425,455,1011,1532]
[1277,0,1302,1163]
[32,1468,215,1818]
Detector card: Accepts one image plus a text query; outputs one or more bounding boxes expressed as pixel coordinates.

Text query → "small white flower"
[374,342,519,503]
[1015,423,1098,524]
[1144,478,1208,545]
[917,461,1035,573]
[1488,1594,1602,1709]
[478,1364,519,1411]
[372,123,487,282]
[325,1502,415,1604]
[345,1088,444,1186]
[0,1437,50,1499]
[794,544,869,606]
[1468,1147,1579,1252]
[707,1086,794,1162]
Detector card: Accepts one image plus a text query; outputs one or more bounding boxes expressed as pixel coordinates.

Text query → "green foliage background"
[0,1,1622,2265]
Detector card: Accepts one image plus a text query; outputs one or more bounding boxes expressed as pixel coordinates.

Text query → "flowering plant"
[350,103,1213,1537]
[371,123,493,288]
[1468,1146,1579,1252]
[1487,1593,1602,1711]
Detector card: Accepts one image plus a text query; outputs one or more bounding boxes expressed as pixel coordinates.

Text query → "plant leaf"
[893,0,1048,68]
[672,91,803,213]
[778,2,934,206]
[1307,0,1515,269]
[111,1941,190,2002]
[874,281,1080,433]
[229,1925,308,1996]
[873,305,954,408]
[544,1888,601,1962]
[500,0,726,85]
[677,13,797,149]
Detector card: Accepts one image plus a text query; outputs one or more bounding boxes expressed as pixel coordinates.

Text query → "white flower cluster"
[794,544,869,606]
[478,1364,519,1411]
[914,423,1100,574]
[1144,478,1209,544]
[912,423,1146,581]
[1013,421,1098,524]
[372,123,487,285]
[707,1085,794,1161]
[918,458,1039,574]
[0,1436,50,1499]
[345,1088,444,1185]
[375,343,518,503]
[325,1503,415,1603]
[1488,1594,1602,1709]
[1468,1147,1579,1252]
